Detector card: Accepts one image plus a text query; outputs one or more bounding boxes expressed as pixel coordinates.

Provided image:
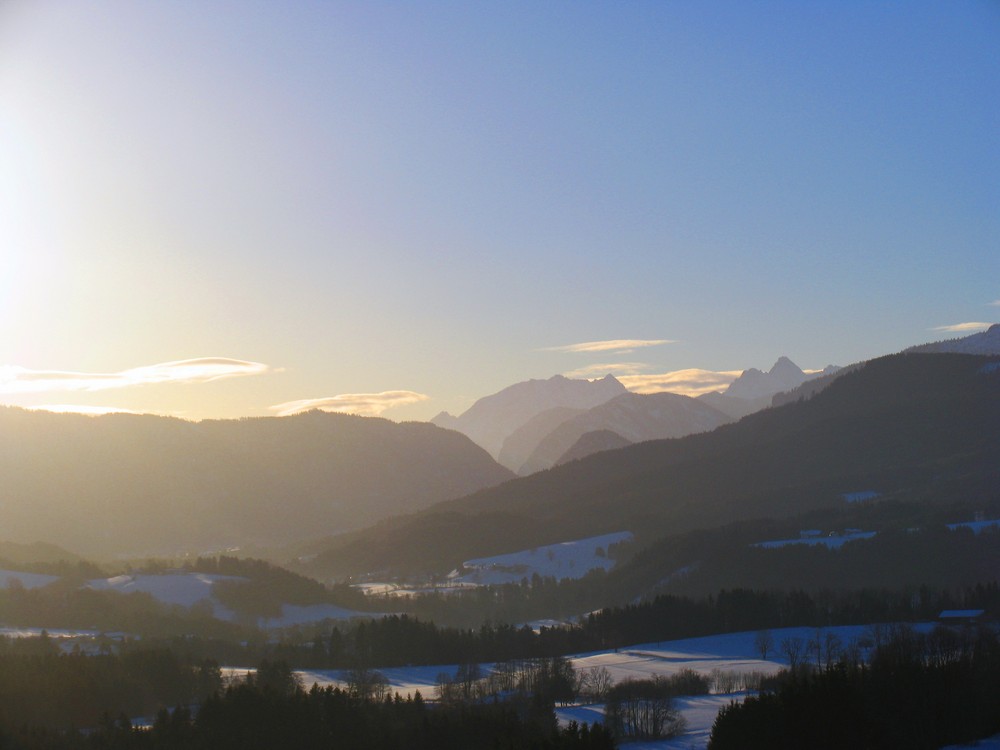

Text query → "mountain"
[430,374,627,459]
[696,392,772,420]
[0,408,513,557]
[306,353,1000,578]
[906,323,1000,354]
[497,406,587,473]
[554,429,633,467]
[518,391,731,475]
[723,356,833,400]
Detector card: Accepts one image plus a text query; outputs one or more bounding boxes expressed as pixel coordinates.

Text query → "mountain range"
[304,351,1000,578]
[518,391,731,475]
[441,357,833,474]
[431,374,626,464]
[0,408,512,557]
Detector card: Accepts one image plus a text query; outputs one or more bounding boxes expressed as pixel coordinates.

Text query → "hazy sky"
[1,1,997,421]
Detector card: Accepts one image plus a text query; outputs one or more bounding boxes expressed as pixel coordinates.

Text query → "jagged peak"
[769,356,803,375]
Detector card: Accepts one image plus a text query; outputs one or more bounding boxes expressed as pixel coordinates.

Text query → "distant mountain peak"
[435,373,628,460]
[770,356,801,374]
[725,356,819,400]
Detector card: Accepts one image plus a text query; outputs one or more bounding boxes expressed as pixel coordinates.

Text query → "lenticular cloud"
[270,391,429,418]
[0,358,270,394]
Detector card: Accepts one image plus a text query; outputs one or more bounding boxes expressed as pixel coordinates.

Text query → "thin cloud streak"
[270,391,430,418]
[562,362,649,379]
[930,322,994,333]
[989,301,1000,307]
[29,405,141,416]
[619,368,744,397]
[543,339,675,354]
[0,358,270,394]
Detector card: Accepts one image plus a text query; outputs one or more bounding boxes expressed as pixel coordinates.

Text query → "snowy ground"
[947,519,1000,534]
[85,572,370,627]
[754,531,876,549]
[0,568,59,589]
[452,531,633,586]
[280,623,920,749]
[942,737,1000,749]
[354,531,635,598]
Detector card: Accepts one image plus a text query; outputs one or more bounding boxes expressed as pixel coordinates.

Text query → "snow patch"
[87,572,245,611]
[947,519,1000,534]
[841,490,880,503]
[451,531,633,586]
[754,531,876,549]
[0,569,59,589]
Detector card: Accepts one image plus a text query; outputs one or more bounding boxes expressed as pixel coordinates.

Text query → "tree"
[605,677,685,740]
[346,665,388,701]
[780,637,805,672]
[754,629,774,660]
[579,666,613,702]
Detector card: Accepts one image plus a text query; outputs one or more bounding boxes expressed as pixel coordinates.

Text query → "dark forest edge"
[708,623,1000,749]
[0,644,614,749]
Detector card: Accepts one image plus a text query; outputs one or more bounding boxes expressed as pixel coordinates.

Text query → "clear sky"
[1,1,997,422]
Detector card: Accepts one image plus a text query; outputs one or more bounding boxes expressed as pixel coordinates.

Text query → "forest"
[708,623,1000,749]
[0,640,613,749]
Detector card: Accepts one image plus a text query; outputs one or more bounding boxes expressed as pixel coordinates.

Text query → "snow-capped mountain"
[723,357,836,401]
[431,374,627,459]
[518,391,732,475]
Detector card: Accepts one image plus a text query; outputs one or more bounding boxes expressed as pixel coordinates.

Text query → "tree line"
[708,623,1000,749]
[0,646,614,749]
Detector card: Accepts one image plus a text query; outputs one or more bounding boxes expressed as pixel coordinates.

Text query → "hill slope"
[307,353,1000,577]
[0,408,513,557]
[519,391,731,475]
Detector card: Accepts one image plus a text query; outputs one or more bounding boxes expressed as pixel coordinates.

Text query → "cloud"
[0,358,270,394]
[618,368,744,397]
[930,322,994,333]
[562,362,650,379]
[543,339,675,354]
[29,405,141,416]
[270,391,430,418]
[989,301,1000,307]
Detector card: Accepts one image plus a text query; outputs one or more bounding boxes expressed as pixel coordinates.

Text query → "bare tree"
[347,665,388,701]
[754,629,774,660]
[780,637,805,671]
[579,666,613,702]
[823,632,843,668]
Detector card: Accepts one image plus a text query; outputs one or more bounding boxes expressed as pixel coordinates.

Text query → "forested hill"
[0,409,512,557]
[308,353,1000,577]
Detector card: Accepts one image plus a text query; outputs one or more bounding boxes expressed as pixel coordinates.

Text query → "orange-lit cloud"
[930,322,993,333]
[619,368,743,397]
[29,404,141,416]
[0,358,270,394]
[563,362,650,379]
[543,339,675,354]
[270,391,430,418]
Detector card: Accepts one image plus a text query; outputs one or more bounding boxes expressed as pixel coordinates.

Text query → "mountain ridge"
[430,373,627,459]
[305,352,1000,577]
[0,407,513,557]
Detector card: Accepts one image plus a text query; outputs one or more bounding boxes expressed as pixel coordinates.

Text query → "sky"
[1,1,998,422]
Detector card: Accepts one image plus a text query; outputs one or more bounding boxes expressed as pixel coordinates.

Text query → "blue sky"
[1,1,997,421]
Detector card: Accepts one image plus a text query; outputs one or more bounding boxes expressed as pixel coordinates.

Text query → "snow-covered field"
[0,568,60,589]
[354,531,635,598]
[754,530,876,549]
[450,531,634,586]
[85,572,369,627]
[284,623,915,750]
[947,519,1000,534]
